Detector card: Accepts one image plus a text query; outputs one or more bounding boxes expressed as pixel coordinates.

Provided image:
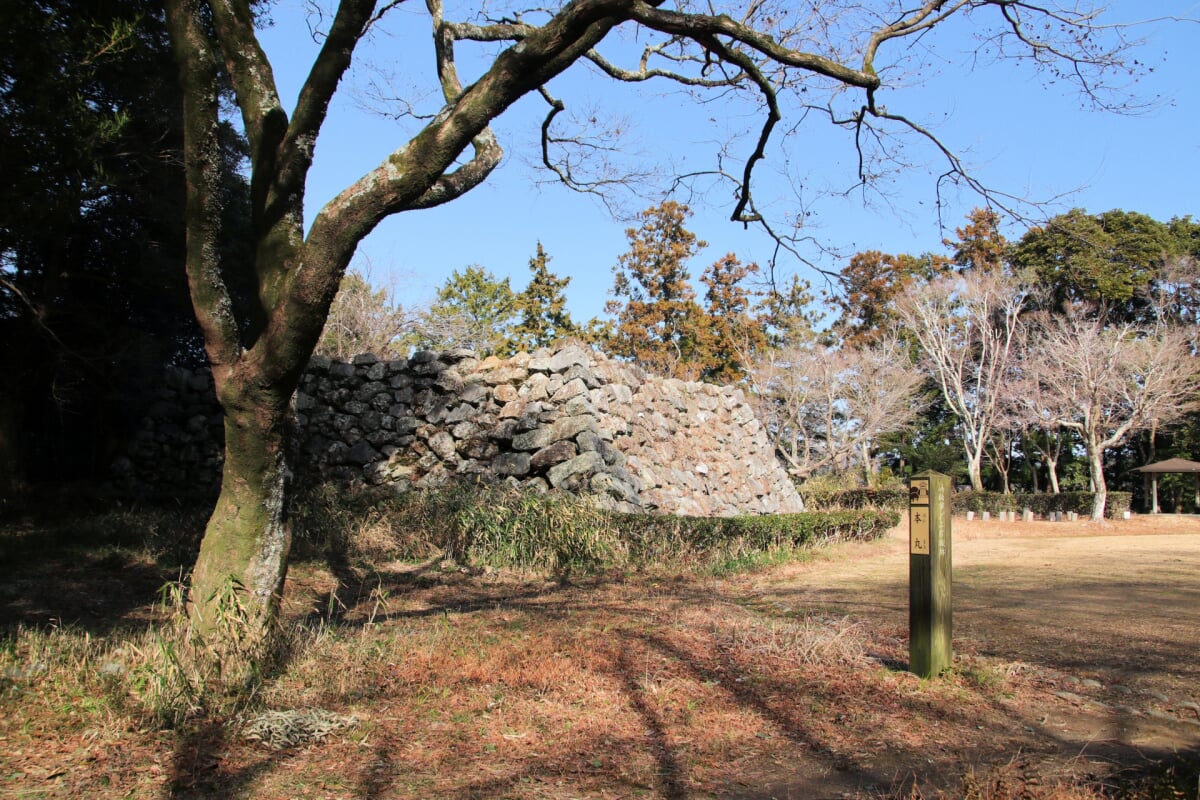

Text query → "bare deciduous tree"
[317,268,415,359]
[893,270,1028,491]
[1024,305,1200,519]
[752,336,925,484]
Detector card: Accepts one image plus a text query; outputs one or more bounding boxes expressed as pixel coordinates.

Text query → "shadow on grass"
[0,504,207,636]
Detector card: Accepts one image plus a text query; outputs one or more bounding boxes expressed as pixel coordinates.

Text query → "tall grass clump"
[294,482,624,579]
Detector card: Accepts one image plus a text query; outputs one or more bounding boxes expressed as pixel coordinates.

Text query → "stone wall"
[116,344,804,516]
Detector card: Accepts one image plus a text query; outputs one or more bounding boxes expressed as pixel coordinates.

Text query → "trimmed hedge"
[297,482,903,577]
[953,490,1132,519]
[620,508,900,563]
[800,488,909,511]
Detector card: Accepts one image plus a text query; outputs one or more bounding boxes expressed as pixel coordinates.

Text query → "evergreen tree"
[946,207,1009,274]
[829,250,951,347]
[0,0,250,496]
[419,266,517,355]
[757,273,818,347]
[698,253,767,383]
[604,201,709,379]
[1012,208,1179,313]
[511,243,578,352]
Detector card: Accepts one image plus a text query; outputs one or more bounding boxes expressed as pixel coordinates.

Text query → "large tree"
[1012,208,1182,314]
[604,201,709,378]
[829,250,951,348]
[162,0,1147,645]
[0,0,249,500]
[418,265,518,354]
[751,336,925,484]
[511,243,579,352]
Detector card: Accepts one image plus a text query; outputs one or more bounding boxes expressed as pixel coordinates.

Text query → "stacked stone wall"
[117,344,803,516]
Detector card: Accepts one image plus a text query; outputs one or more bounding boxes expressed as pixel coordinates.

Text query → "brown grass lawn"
[1,512,1198,799]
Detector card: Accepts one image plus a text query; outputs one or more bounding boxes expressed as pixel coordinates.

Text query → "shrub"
[953,490,1133,519]
[801,487,909,511]
[294,482,900,577]
[294,482,622,579]
[620,509,899,569]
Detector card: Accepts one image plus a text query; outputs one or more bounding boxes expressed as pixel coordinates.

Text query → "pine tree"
[946,207,1009,274]
[511,243,578,352]
[829,250,951,347]
[757,273,818,347]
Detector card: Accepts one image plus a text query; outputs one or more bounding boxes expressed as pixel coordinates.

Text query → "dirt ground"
[3,511,1199,799]
[737,512,1200,796]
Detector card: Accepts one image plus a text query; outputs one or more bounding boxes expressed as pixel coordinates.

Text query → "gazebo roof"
[1132,457,1200,474]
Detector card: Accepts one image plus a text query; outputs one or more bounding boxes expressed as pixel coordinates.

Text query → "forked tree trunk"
[188,384,294,638]
[967,450,984,492]
[1046,454,1061,494]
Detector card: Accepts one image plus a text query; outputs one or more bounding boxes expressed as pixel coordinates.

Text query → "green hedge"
[620,509,900,563]
[295,482,902,578]
[800,488,909,511]
[952,490,1132,519]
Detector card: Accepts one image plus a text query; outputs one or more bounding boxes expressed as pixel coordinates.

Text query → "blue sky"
[257,1,1200,324]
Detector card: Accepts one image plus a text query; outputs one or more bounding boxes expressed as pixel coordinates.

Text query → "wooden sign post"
[909,471,952,678]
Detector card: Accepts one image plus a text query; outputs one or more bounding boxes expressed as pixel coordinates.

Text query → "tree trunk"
[1046,455,1061,494]
[188,384,294,641]
[861,440,874,488]
[0,388,25,506]
[967,450,984,492]
[1087,445,1107,520]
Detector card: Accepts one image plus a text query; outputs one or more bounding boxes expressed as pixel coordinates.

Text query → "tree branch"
[164,0,242,375]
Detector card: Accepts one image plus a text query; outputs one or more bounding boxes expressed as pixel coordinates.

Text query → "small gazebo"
[1131,457,1200,513]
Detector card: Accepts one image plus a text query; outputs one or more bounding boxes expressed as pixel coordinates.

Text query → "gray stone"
[428,431,457,461]
[461,438,498,460]
[563,364,601,389]
[547,450,604,488]
[445,403,475,424]
[349,440,382,464]
[512,414,594,451]
[492,451,531,476]
[563,395,597,418]
[489,418,518,441]
[451,420,479,440]
[530,439,578,470]
[435,370,464,393]
[481,366,528,385]
[548,346,590,373]
[460,383,489,405]
[410,350,438,364]
[550,377,587,403]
